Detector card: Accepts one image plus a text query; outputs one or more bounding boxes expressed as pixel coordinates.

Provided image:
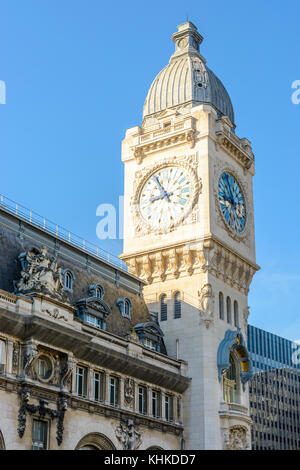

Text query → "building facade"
[121,21,257,449]
[248,325,300,450]
[0,200,189,450]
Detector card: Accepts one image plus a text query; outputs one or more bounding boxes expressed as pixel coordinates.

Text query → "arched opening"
[219,292,224,320]
[147,446,164,450]
[223,352,240,404]
[160,294,167,321]
[234,301,239,327]
[0,430,6,450]
[174,292,181,319]
[75,433,116,450]
[226,297,231,324]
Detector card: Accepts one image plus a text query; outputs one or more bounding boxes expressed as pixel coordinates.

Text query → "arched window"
[75,433,116,450]
[174,292,181,319]
[219,292,224,320]
[223,353,240,404]
[89,284,104,300]
[160,295,167,322]
[234,301,239,327]
[226,296,232,324]
[116,298,132,318]
[63,270,74,291]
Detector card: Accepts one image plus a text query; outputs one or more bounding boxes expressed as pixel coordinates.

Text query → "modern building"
[0,20,257,450]
[248,324,300,373]
[248,325,300,450]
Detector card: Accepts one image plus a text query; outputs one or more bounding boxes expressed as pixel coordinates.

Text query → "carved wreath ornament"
[131,157,201,236]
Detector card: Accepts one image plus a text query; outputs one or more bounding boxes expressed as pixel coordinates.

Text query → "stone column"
[161,390,165,420]
[87,367,93,400]
[119,376,124,409]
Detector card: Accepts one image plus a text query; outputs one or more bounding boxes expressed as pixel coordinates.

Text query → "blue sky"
[1,0,299,340]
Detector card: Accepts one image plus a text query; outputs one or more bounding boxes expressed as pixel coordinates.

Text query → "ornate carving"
[115,419,142,450]
[22,342,38,377]
[223,426,250,450]
[124,378,135,406]
[12,342,19,375]
[42,307,68,322]
[15,246,65,300]
[198,284,214,328]
[17,384,67,445]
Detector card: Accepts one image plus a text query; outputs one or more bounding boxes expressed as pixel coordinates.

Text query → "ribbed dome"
[143,22,234,125]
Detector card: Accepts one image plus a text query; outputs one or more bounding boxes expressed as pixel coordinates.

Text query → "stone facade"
[121,22,257,450]
[0,208,188,450]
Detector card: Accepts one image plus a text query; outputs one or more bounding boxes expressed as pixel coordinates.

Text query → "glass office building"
[247,325,300,450]
[247,324,300,373]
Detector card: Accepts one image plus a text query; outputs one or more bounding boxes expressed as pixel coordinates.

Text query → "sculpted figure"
[115,419,142,450]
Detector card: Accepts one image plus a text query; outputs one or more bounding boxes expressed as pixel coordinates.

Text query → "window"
[219,292,224,320]
[76,366,87,397]
[89,284,104,299]
[152,390,160,418]
[63,270,74,291]
[234,301,239,327]
[144,338,157,351]
[86,313,104,329]
[165,395,173,421]
[174,292,181,319]
[160,295,167,322]
[37,356,52,380]
[138,386,147,414]
[223,353,239,404]
[109,377,119,406]
[32,420,47,450]
[117,298,132,318]
[226,297,232,324]
[93,372,103,402]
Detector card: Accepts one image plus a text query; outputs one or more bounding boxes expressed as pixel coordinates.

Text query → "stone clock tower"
[121,21,259,450]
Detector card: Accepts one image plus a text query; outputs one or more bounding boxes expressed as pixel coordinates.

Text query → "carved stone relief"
[223,426,250,450]
[198,283,214,328]
[15,246,65,300]
[115,419,142,450]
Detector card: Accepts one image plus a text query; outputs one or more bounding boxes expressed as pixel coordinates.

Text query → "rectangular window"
[144,338,157,351]
[152,390,160,418]
[165,395,173,421]
[86,314,103,329]
[32,420,47,450]
[138,386,147,414]
[76,366,87,397]
[110,377,118,406]
[93,372,102,402]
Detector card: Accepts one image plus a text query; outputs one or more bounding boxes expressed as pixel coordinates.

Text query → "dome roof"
[143,22,234,125]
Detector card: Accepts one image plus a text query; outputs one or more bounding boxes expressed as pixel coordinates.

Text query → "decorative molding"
[215,117,254,171]
[122,238,258,294]
[42,307,68,322]
[124,378,135,407]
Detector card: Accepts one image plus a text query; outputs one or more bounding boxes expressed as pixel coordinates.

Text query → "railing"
[0,194,128,273]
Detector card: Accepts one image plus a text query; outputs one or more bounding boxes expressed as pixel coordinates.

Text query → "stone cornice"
[215,118,254,172]
[121,236,259,294]
[130,116,197,164]
[0,305,189,394]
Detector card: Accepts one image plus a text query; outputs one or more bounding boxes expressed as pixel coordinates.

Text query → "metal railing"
[0,194,128,273]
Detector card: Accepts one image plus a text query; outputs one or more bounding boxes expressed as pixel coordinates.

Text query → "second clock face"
[218,171,246,233]
[139,165,194,230]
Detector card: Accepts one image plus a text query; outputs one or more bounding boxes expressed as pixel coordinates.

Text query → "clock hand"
[149,194,165,203]
[152,175,168,196]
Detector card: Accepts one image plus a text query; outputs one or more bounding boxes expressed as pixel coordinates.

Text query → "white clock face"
[139,165,195,230]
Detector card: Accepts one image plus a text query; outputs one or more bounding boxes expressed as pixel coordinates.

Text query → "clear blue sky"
[1,0,299,340]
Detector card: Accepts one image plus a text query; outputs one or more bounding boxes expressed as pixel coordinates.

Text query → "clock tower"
[121,21,259,450]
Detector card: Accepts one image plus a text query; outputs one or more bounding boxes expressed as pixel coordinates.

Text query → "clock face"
[139,165,195,230]
[218,172,246,233]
